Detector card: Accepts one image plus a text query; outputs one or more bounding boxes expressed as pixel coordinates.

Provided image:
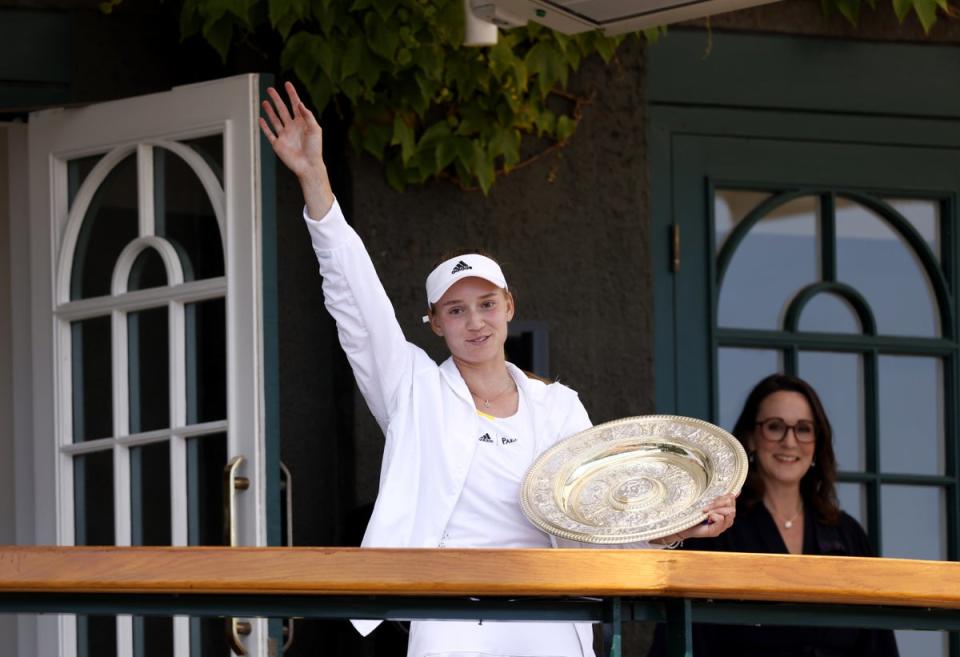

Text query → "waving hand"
[259,81,334,219]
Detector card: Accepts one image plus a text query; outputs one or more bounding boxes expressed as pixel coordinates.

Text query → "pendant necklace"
[469,379,516,409]
[766,501,803,529]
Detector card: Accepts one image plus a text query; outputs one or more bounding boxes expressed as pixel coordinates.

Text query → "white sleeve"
[303,200,413,429]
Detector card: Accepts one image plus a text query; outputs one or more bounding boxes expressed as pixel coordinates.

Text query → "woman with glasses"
[650,373,898,656]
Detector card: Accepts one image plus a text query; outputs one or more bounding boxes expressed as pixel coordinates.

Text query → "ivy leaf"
[833,0,861,23]
[912,0,944,30]
[592,34,619,63]
[471,141,495,194]
[269,0,310,38]
[305,73,333,114]
[340,35,366,81]
[364,12,400,61]
[202,14,234,63]
[524,41,567,97]
[179,0,202,39]
[414,44,445,80]
[385,156,406,192]
[489,125,520,168]
[207,0,254,29]
[417,121,450,150]
[391,114,416,164]
[357,121,392,161]
[436,136,461,170]
[556,114,576,141]
[892,0,913,20]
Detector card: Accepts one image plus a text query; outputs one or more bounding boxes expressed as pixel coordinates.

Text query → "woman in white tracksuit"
[259,82,737,657]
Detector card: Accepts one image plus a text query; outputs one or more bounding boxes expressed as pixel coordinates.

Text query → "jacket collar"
[439,357,548,405]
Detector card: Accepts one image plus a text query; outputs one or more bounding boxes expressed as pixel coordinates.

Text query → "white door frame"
[22,74,271,657]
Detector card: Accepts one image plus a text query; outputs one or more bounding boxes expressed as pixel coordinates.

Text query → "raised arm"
[260,83,414,428]
[259,82,334,220]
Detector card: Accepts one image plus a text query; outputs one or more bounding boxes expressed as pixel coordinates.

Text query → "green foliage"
[176,0,634,193]
[151,0,957,191]
[821,0,955,32]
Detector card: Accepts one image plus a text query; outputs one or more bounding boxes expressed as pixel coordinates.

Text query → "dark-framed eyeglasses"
[755,417,816,443]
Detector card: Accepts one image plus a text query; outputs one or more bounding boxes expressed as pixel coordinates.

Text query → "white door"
[23,74,274,657]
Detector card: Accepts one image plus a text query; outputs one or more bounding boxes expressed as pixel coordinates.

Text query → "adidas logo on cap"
[451,260,472,274]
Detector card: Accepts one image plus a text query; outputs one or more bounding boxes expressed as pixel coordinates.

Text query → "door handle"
[280,461,296,653]
[224,455,250,655]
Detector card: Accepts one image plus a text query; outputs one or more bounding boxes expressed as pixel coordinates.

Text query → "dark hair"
[426,248,514,316]
[732,373,840,525]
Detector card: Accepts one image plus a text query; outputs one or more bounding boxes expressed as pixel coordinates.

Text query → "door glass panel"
[835,483,865,529]
[797,351,864,471]
[717,195,819,330]
[183,134,224,185]
[191,618,229,657]
[187,432,227,546]
[895,630,947,657]
[72,316,113,442]
[796,293,860,334]
[885,197,939,264]
[77,615,117,657]
[133,616,173,657]
[67,153,104,209]
[186,298,226,425]
[835,198,939,337]
[713,189,773,254]
[717,348,780,431]
[128,248,168,292]
[128,307,169,434]
[70,153,139,300]
[878,356,943,475]
[155,145,224,282]
[131,442,171,545]
[880,485,945,560]
[74,450,114,546]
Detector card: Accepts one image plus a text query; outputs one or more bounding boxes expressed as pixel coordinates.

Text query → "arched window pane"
[67,153,103,210]
[714,189,772,254]
[798,351,864,471]
[128,248,168,292]
[878,355,943,475]
[885,197,939,265]
[154,145,224,282]
[836,198,939,337]
[717,348,780,431]
[71,316,113,442]
[183,134,224,186]
[797,293,861,334]
[128,307,169,434]
[718,196,819,330]
[70,154,139,300]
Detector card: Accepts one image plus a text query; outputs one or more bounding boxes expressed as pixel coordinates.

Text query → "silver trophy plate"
[520,415,748,544]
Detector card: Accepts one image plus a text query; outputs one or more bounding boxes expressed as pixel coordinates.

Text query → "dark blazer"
[648,503,900,657]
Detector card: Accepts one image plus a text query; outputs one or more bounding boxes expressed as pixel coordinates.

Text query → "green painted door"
[649,33,960,657]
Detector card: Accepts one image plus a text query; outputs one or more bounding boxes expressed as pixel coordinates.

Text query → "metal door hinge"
[671,224,681,273]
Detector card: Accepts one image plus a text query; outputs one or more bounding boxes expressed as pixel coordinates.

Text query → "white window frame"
[21,74,271,657]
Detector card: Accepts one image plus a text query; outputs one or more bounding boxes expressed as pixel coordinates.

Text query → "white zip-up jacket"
[305,200,652,653]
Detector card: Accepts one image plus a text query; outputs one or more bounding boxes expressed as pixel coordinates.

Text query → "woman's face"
[748,390,817,490]
[429,277,514,365]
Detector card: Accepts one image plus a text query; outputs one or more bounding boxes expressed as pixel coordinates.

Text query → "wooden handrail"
[0,547,957,609]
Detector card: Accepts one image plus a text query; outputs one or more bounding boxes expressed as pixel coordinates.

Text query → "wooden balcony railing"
[1,547,959,656]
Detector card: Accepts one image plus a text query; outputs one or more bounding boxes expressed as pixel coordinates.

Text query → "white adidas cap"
[425,254,509,307]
